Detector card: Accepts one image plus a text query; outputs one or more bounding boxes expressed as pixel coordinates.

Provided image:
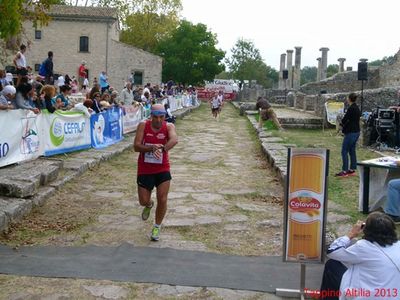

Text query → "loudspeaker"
[358,62,368,80]
[282,70,288,79]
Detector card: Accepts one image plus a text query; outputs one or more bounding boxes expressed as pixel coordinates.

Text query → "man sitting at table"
[384,179,400,224]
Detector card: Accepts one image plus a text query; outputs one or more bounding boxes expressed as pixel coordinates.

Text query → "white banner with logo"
[0,110,43,167]
[41,110,91,156]
[122,105,143,134]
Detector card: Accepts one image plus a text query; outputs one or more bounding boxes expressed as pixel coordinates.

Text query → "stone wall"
[109,40,162,90]
[300,87,400,118]
[299,69,380,95]
[379,51,400,87]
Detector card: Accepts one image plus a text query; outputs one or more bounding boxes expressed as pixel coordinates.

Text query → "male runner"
[134,104,178,241]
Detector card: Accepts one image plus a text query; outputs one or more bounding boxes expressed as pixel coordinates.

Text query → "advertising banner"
[325,101,344,125]
[91,107,123,149]
[0,110,43,167]
[42,110,91,156]
[283,148,329,263]
[122,105,143,134]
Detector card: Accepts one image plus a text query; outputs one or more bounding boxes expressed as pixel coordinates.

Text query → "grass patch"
[272,128,379,222]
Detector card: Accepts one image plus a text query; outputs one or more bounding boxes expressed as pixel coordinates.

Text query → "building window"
[35,30,41,40]
[79,36,89,52]
[34,64,40,72]
[134,71,143,85]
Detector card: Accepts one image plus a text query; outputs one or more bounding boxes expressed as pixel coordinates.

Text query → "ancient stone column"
[338,58,346,72]
[286,49,294,88]
[279,53,286,89]
[293,46,302,89]
[319,47,329,80]
[317,57,322,82]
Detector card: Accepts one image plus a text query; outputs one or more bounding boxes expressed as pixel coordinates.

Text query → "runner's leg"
[138,185,152,207]
[155,180,170,225]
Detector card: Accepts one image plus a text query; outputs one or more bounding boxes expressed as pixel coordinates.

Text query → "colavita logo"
[290,197,321,210]
[50,118,64,146]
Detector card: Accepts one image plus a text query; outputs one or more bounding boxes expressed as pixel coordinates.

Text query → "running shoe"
[335,171,348,178]
[346,169,357,176]
[141,201,154,221]
[151,225,160,241]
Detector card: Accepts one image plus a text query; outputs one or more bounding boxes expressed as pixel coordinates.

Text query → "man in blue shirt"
[99,71,109,94]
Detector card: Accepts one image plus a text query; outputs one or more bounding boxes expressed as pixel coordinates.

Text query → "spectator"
[120,82,134,105]
[64,74,72,86]
[141,91,151,105]
[71,79,79,94]
[88,84,101,101]
[42,51,54,84]
[256,96,283,130]
[83,77,89,88]
[15,82,40,114]
[57,75,65,91]
[99,71,109,93]
[40,85,57,113]
[91,92,102,114]
[383,178,400,223]
[70,99,94,118]
[32,75,44,97]
[335,93,361,177]
[0,70,9,90]
[0,85,16,110]
[320,212,400,300]
[100,100,111,110]
[52,85,71,109]
[110,90,120,106]
[78,61,87,89]
[13,44,28,86]
[81,84,91,98]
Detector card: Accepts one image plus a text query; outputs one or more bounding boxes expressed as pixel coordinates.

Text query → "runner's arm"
[133,122,162,153]
[164,123,178,151]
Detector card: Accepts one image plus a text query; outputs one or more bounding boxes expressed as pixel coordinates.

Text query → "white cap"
[2,85,16,96]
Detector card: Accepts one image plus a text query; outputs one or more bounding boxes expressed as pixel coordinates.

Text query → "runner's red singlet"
[137,120,170,175]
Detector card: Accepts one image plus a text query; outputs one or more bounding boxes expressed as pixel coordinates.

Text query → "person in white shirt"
[120,82,134,105]
[320,212,400,300]
[13,44,28,86]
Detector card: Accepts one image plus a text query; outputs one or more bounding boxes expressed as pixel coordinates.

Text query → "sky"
[181,0,400,71]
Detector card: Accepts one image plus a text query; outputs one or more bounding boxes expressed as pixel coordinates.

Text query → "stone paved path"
[0,103,292,299]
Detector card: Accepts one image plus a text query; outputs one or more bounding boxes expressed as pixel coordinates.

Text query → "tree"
[225,38,277,88]
[95,0,182,52]
[155,20,225,85]
[0,0,62,41]
[327,64,339,78]
[300,66,317,85]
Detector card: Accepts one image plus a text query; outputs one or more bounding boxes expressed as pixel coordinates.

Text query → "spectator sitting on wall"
[70,99,94,118]
[15,81,40,114]
[52,85,71,110]
[40,85,57,113]
[0,85,16,110]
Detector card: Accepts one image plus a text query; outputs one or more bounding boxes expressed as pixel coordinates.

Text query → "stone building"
[22,5,162,91]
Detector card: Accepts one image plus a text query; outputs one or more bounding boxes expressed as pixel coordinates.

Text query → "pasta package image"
[284,149,329,263]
